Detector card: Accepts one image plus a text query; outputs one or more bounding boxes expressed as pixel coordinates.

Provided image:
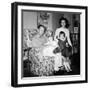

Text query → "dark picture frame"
[11,2,88,87]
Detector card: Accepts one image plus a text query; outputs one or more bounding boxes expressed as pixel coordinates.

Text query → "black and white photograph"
[22,11,80,77]
[11,2,88,87]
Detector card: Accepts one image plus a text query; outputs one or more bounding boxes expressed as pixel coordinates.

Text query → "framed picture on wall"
[11,2,88,87]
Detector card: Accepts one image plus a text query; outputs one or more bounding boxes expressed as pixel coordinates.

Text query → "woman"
[25,25,55,76]
[25,25,47,48]
[54,17,72,46]
[54,17,72,72]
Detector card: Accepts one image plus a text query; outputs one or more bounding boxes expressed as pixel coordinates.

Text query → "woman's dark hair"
[59,17,70,28]
[59,31,65,37]
[37,24,47,35]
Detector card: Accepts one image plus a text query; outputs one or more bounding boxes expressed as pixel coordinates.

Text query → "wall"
[23,10,79,33]
[52,13,63,31]
[23,11,37,29]
[0,0,89,90]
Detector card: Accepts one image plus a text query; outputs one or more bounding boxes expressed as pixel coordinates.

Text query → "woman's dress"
[25,33,55,76]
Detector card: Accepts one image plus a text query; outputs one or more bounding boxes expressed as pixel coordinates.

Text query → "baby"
[53,31,72,72]
[43,31,57,57]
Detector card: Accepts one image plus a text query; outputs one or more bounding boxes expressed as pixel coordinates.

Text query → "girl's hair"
[59,31,65,37]
[37,24,47,35]
[59,17,70,28]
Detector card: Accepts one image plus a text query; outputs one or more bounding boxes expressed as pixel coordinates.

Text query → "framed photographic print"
[11,2,88,87]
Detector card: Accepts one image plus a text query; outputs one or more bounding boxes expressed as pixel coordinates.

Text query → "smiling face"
[59,34,65,41]
[39,26,45,36]
[61,20,66,28]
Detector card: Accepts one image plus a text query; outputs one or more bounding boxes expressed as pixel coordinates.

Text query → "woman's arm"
[54,29,59,41]
[66,30,72,47]
[26,35,32,47]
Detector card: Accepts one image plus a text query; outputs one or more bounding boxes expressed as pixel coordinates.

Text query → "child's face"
[46,31,52,37]
[59,34,66,41]
[48,31,52,37]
